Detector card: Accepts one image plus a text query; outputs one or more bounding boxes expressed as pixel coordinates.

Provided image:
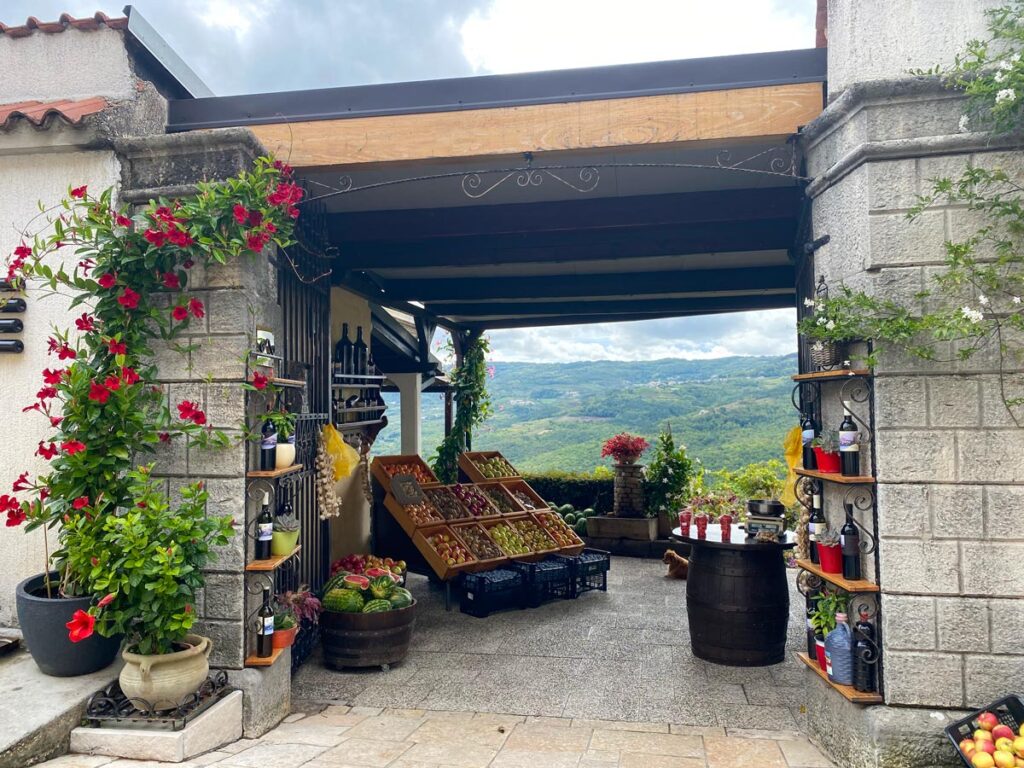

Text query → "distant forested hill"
[372,354,799,474]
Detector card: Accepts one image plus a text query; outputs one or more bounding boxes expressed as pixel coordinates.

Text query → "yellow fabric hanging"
[322,424,359,481]
[781,425,802,507]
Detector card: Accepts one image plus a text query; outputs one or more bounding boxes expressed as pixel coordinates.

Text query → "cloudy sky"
[6,0,814,362]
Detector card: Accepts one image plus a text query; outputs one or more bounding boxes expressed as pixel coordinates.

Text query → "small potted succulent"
[271,509,300,556]
[816,527,843,575]
[811,430,841,474]
[272,610,298,649]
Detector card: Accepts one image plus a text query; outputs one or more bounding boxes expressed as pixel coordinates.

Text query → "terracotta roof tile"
[0,12,127,38]
[0,97,108,129]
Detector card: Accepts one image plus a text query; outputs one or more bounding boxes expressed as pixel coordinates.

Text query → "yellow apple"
[995,751,1016,768]
[979,731,996,742]
[961,739,978,755]
[1013,737,1024,757]
[974,752,996,768]
[998,738,1016,753]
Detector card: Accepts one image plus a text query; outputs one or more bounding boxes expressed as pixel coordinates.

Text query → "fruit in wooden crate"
[510,489,541,510]
[383,461,435,484]
[389,587,414,609]
[362,598,392,613]
[452,484,498,517]
[425,487,472,520]
[510,518,557,551]
[456,525,504,560]
[474,455,517,478]
[536,512,582,547]
[406,500,443,525]
[482,485,519,514]
[323,588,365,613]
[426,531,474,565]
[487,522,530,555]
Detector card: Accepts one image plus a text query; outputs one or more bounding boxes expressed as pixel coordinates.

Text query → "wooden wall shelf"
[244,646,285,667]
[247,464,303,479]
[796,468,875,485]
[797,559,879,593]
[792,369,871,382]
[797,652,882,704]
[246,545,301,572]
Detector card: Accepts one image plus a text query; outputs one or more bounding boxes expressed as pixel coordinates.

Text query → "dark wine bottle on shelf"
[353,326,368,377]
[333,323,352,381]
[255,491,273,560]
[838,404,860,476]
[809,485,825,565]
[853,610,877,693]
[841,502,862,580]
[256,586,274,658]
[259,411,277,471]
[277,488,293,521]
[801,412,818,470]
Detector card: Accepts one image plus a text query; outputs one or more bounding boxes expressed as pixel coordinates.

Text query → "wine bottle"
[853,610,877,693]
[801,412,818,470]
[259,411,277,472]
[838,404,860,476]
[277,488,293,521]
[841,502,862,580]
[809,483,824,565]
[353,326,368,377]
[336,323,353,380]
[255,491,273,560]
[256,586,274,658]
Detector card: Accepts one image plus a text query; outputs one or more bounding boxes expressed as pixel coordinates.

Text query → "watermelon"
[343,574,370,592]
[583,508,595,517]
[368,574,395,600]
[388,587,413,609]
[564,513,577,525]
[558,504,574,515]
[323,588,365,613]
[362,598,392,613]
[574,519,588,535]
[320,572,350,596]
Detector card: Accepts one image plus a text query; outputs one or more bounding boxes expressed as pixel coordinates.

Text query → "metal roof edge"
[123,5,213,99]
[167,47,826,132]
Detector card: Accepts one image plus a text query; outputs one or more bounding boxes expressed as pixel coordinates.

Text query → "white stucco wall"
[0,28,135,103]
[0,149,121,626]
[827,0,1001,99]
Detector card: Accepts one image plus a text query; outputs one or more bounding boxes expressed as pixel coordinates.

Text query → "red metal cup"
[694,513,708,539]
[719,513,733,542]
[678,510,692,536]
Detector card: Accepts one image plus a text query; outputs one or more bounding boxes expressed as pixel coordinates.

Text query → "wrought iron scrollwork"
[840,376,874,442]
[791,381,820,415]
[797,569,824,599]
[85,672,230,727]
[843,486,878,554]
[461,166,601,199]
[715,145,797,176]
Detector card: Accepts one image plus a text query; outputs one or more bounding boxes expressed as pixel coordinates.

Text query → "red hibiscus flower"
[104,375,121,391]
[189,298,204,319]
[88,381,110,404]
[66,610,95,643]
[12,472,31,492]
[97,273,117,289]
[61,440,86,455]
[232,204,248,224]
[144,228,167,247]
[72,496,90,510]
[42,368,64,385]
[107,339,127,355]
[115,214,132,228]
[251,371,268,390]
[167,227,193,248]
[97,592,116,608]
[172,305,189,322]
[36,442,58,460]
[75,313,95,332]
[57,344,76,361]
[161,272,180,289]
[70,185,87,199]
[121,367,140,385]
[117,288,140,309]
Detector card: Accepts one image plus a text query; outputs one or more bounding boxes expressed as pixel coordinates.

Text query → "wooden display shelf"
[245,646,285,667]
[247,464,303,479]
[269,376,305,388]
[459,451,521,484]
[797,652,882,704]
[482,515,558,563]
[797,558,879,593]
[246,545,301,572]
[476,480,530,514]
[412,524,481,581]
[532,510,585,555]
[500,479,549,512]
[370,454,438,492]
[796,468,875,484]
[792,369,872,382]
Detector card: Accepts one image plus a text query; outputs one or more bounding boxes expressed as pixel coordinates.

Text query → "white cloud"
[486,308,796,362]
[460,0,814,74]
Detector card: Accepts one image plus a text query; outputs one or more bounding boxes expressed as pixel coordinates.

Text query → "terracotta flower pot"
[812,447,841,474]
[818,543,843,575]
[272,625,298,649]
[120,634,211,711]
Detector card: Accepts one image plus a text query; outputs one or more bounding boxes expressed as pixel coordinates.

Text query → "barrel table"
[671,526,796,667]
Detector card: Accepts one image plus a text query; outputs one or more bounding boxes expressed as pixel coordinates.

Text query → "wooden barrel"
[686,546,789,666]
[321,602,416,669]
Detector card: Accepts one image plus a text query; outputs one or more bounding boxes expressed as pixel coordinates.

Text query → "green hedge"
[521,471,614,513]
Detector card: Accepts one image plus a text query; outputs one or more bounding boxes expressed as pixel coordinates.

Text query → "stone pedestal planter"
[586,515,656,541]
[613,463,645,517]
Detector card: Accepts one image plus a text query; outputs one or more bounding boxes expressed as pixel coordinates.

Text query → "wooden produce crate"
[532,510,585,555]
[500,479,550,512]
[450,483,503,521]
[370,454,438,492]
[383,493,444,537]
[412,524,478,581]
[459,451,520,483]
[422,485,475,522]
[482,515,558,563]
[449,521,509,572]
[476,481,527,515]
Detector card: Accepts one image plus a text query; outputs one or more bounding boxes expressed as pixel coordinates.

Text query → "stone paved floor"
[293,556,811,729]
[40,707,835,767]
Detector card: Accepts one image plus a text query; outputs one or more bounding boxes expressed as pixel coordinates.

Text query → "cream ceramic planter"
[120,634,212,710]
[275,441,296,469]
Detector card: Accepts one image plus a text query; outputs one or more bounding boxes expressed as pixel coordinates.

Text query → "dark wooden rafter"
[461,302,796,330]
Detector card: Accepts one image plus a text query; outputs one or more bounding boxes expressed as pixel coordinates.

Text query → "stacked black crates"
[459,568,524,618]
[554,548,611,598]
[511,557,573,607]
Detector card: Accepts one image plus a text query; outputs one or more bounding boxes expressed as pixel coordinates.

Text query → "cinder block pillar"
[392,372,422,455]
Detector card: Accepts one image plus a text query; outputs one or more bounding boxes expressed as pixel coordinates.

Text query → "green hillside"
[373,354,799,473]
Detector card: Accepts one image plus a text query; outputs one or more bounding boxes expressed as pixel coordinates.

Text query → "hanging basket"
[810,341,844,370]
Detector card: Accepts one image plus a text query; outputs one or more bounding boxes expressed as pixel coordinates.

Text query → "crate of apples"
[426,530,475,567]
[406,500,443,526]
[474,455,517,478]
[510,518,557,552]
[382,461,437,484]
[956,712,1024,768]
[487,522,531,556]
[535,511,583,548]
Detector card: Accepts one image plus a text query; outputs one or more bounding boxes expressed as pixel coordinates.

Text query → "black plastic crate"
[511,557,573,607]
[944,694,1024,767]
[459,568,524,618]
[554,548,611,598]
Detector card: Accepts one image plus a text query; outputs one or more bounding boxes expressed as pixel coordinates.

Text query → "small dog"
[662,549,689,579]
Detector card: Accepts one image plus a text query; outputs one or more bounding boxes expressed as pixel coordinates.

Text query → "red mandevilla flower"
[72,496,90,510]
[36,442,58,460]
[107,339,126,355]
[78,258,95,273]
[70,185,87,199]
[189,298,204,319]
[5,507,26,527]
[118,288,140,310]
[12,472,31,492]
[61,440,86,455]
[97,273,117,289]
[232,204,248,224]
[104,375,121,391]
[162,272,180,289]
[115,214,132,228]
[182,259,194,269]
[36,386,57,401]
[172,305,188,322]
[57,344,76,361]
[144,229,167,247]
[251,371,268,390]
[97,593,115,608]
[167,227,193,247]
[66,609,95,643]
[177,400,207,426]
[49,415,62,427]
[121,367,140,385]
[600,433,650,463]
[75,313,95,332]
[158,432,170,442]
[88,381,110,404]
[13,244,31,259]
[247,210,263,227]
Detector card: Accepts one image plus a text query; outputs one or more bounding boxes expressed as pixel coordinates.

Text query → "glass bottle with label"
[256,586,274,658]
[259,410,277,471]
[333,323,352,382]
[838,404,860,476]
[255,491,273,560]
[840,502,862,580]
[809,482,825,564]
[801,411,818,470]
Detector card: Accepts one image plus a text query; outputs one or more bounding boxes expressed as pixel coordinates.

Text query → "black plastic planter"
[16,572,121,677]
